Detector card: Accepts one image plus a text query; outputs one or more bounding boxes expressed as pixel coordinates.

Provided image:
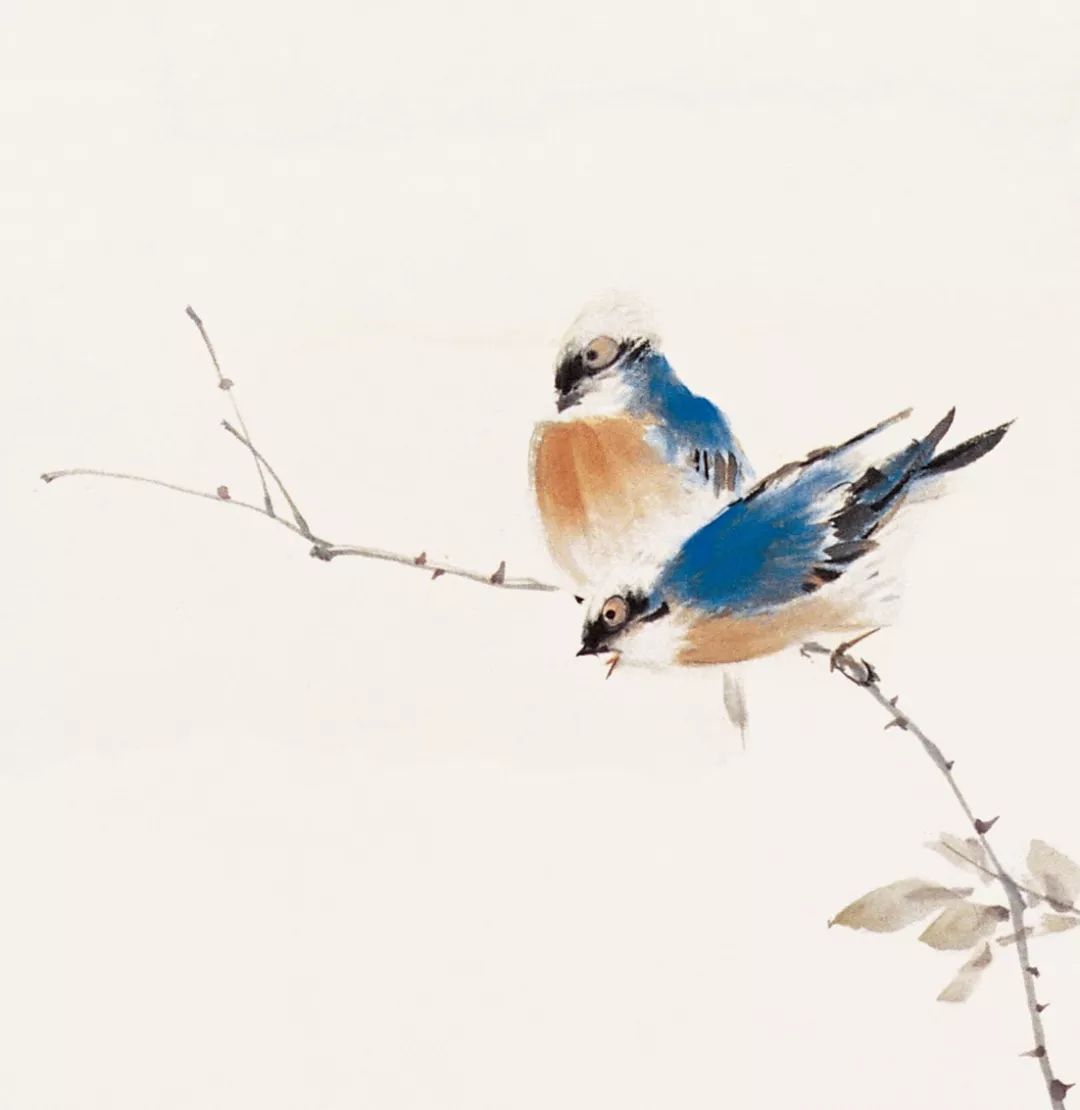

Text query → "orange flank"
[677,596,864,665]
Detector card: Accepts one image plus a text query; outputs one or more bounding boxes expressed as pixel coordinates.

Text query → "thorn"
[884,717,908,731]
[431,568,445,580]
[414,552,428,566]
[1022,1046,1048,1058]
[218,377,234,390]
[975,816,999,835]
[1028,966,1041,978]
[889,695,900,707]
[216,485,231,500]
[489,560,506,585]
[40,472,56,483]
[310,545,332,561]
[1037,1003,1050,1013]
[1050,1080,1074,1101]
[945,760,955,771]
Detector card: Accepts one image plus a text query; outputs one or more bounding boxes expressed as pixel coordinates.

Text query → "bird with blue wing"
[530,294,753,722]
[575,407,1010,671]
[530,295,752,592]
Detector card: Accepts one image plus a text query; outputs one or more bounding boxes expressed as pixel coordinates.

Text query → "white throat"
[556,374,635,421]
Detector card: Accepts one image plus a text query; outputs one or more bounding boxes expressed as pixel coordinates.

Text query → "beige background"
[3,1,1079,1106]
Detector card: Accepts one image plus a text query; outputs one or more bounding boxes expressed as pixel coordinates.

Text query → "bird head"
[553,294,659,413]
[577,587,674,671]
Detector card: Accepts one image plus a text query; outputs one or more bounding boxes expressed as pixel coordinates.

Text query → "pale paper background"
[3,1,1079,1107]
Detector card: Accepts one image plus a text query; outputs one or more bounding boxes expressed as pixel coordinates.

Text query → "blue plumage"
[656,408,1009,617]
[628,350,752,481]
[659,463,844,613]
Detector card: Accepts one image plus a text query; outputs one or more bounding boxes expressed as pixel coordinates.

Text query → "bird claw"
[829,629,881,686]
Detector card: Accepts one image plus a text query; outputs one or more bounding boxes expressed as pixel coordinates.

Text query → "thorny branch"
[43,307,1073,1107]
[804,637,1072,1109]
[42,307,559,594]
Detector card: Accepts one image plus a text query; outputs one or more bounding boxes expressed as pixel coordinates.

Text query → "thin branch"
[40,468,313,538]
[310,544,558,590]
[40,466,560,592]
[44,306,560,594]
[221,419,312,538]
[185,304,275,516]
[808,642,1068,1110]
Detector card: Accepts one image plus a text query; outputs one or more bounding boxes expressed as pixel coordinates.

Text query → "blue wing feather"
[630,350,753,488]
[657,409,1009,615]
[660,464,841,612]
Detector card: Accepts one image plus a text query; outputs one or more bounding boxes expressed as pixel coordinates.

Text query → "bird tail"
[918,420,1013,478]
[830,409,1011,542]
[820,409,1011,630]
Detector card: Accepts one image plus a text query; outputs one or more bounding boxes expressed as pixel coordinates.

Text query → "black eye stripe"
[640,601,670,624]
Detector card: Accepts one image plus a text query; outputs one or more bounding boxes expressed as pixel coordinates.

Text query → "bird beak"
[576,643,599,657]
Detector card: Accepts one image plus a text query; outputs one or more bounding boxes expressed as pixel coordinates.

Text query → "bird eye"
[582,335,620,371]
[600,595,629,628]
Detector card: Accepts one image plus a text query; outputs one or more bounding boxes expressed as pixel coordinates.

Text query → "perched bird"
[530,296,752,595]
[575,408,1009,671]
[530,295,753,724]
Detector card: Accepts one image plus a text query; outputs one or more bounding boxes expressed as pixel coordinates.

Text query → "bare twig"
[43,308,560,594]
[41,465,559,591]
[808,643,1069,1109]
[185,304,275,516]
[221,420,312,538]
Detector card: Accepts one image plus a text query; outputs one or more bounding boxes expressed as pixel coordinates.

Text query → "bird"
[530,295,752,592]
[574,407,1010,671]
[529,294,754,725]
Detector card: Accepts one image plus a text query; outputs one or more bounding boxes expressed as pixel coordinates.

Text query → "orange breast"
[530,416,684,586]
